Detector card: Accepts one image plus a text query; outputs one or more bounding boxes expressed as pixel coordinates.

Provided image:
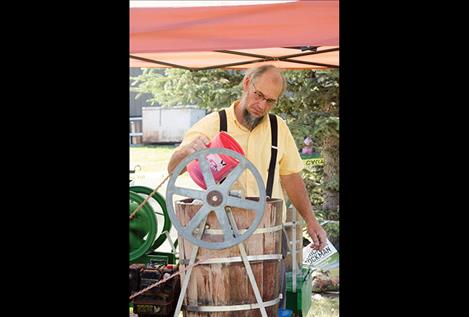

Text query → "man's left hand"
[306,221,327,250]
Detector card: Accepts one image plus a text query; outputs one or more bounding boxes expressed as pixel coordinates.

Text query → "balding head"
[243,65,287,97]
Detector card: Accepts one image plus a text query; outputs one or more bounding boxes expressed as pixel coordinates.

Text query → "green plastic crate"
[286,266,313,317]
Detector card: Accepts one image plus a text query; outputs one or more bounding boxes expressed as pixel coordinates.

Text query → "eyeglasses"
[250,81,278,107]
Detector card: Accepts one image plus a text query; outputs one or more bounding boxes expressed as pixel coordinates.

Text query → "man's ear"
[242,76,250,92]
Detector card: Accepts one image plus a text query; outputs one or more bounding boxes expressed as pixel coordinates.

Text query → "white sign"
[303,239,339,269]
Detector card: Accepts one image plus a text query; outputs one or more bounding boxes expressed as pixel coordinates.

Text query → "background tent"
[129,0,339,70]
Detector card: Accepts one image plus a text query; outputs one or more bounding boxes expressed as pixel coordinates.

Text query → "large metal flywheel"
[166,148,266,250]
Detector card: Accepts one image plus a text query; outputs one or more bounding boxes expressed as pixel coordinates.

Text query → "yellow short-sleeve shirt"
[178,101,304,215]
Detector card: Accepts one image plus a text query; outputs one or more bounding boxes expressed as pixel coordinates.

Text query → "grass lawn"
[129,145,339,317]
[307,293,339,317]
[130,145,175,175]
[130,144,198,198]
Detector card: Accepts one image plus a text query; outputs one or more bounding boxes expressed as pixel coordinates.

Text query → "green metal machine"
[129,186,178,266]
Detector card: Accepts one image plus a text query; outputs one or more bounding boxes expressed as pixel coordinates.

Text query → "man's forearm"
[281,172,327,249]
[280,173,319,226]
[167,147,189,174]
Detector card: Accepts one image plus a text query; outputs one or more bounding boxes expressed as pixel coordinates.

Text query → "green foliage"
[302,165,324,209]
[322,221,340,250]
[314,206,340,222]
[314,116,339,140]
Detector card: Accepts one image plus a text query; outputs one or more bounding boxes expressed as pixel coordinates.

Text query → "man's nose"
[258,98,270,109]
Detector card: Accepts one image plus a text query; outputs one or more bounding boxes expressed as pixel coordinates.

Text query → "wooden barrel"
[284,207,305,272]
[176,198,283,317]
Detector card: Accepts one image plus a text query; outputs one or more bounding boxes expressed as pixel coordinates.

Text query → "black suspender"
[218,109,227,132]
[266,113,278,198]
[218,109,278,198]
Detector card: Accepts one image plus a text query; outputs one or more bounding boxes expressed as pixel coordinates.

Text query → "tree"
[131,68,244,112]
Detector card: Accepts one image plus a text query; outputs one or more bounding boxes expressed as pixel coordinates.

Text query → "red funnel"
[187,131,245,189]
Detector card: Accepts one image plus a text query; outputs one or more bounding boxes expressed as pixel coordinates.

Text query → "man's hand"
[183,135,210,156]
[306,220,327,250]
[167,135,210,174]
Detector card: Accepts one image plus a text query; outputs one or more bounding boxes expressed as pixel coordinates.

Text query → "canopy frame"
[129,47,339,71]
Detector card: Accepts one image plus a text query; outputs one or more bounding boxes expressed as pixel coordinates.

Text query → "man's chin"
[248,110,265,119]
[243,107,265,130]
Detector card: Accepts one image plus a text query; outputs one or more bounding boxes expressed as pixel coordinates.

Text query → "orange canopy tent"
[129,0,339,70]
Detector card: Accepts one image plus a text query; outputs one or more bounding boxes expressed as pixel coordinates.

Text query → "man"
[168,65,327,251]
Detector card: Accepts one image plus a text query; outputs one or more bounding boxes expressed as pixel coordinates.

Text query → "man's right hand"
[183,135,211,156]
[167,135,210,173]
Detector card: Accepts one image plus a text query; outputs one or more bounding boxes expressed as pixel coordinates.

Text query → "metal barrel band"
[179,254,282,265]
[203,223,283,235]
[184,296,280,312]
[282,221,301,227]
